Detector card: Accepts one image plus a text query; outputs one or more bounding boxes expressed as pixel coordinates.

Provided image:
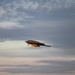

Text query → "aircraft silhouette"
[25,40,51,47]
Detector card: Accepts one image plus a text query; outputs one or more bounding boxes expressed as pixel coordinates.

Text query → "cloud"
[0,60,75,74]
[0,7,6,17]
[0,1,34,22]
[65,0,75,8]
[20,0,75,10]
[0,0,75,22]
[20,0,39,10]
[0,21,24,29]
[0,64,31,68]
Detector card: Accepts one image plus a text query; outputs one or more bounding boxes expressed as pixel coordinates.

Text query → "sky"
[0,0,75,75]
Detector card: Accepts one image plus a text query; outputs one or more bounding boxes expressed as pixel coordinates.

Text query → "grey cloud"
[0,28,28,40]
[0,60,75,74]
[0,0,75,21]
[36,60,75,65]
[0,64,31,68]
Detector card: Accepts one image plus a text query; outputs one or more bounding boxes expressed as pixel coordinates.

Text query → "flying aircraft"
[25,40,51,47]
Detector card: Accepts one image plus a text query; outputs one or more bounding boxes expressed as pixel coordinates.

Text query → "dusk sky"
[0,0,75,75]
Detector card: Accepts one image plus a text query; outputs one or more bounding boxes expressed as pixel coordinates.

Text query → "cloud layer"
[0,21,24,29]
[0,59,75,74]
[0,0,75,21]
